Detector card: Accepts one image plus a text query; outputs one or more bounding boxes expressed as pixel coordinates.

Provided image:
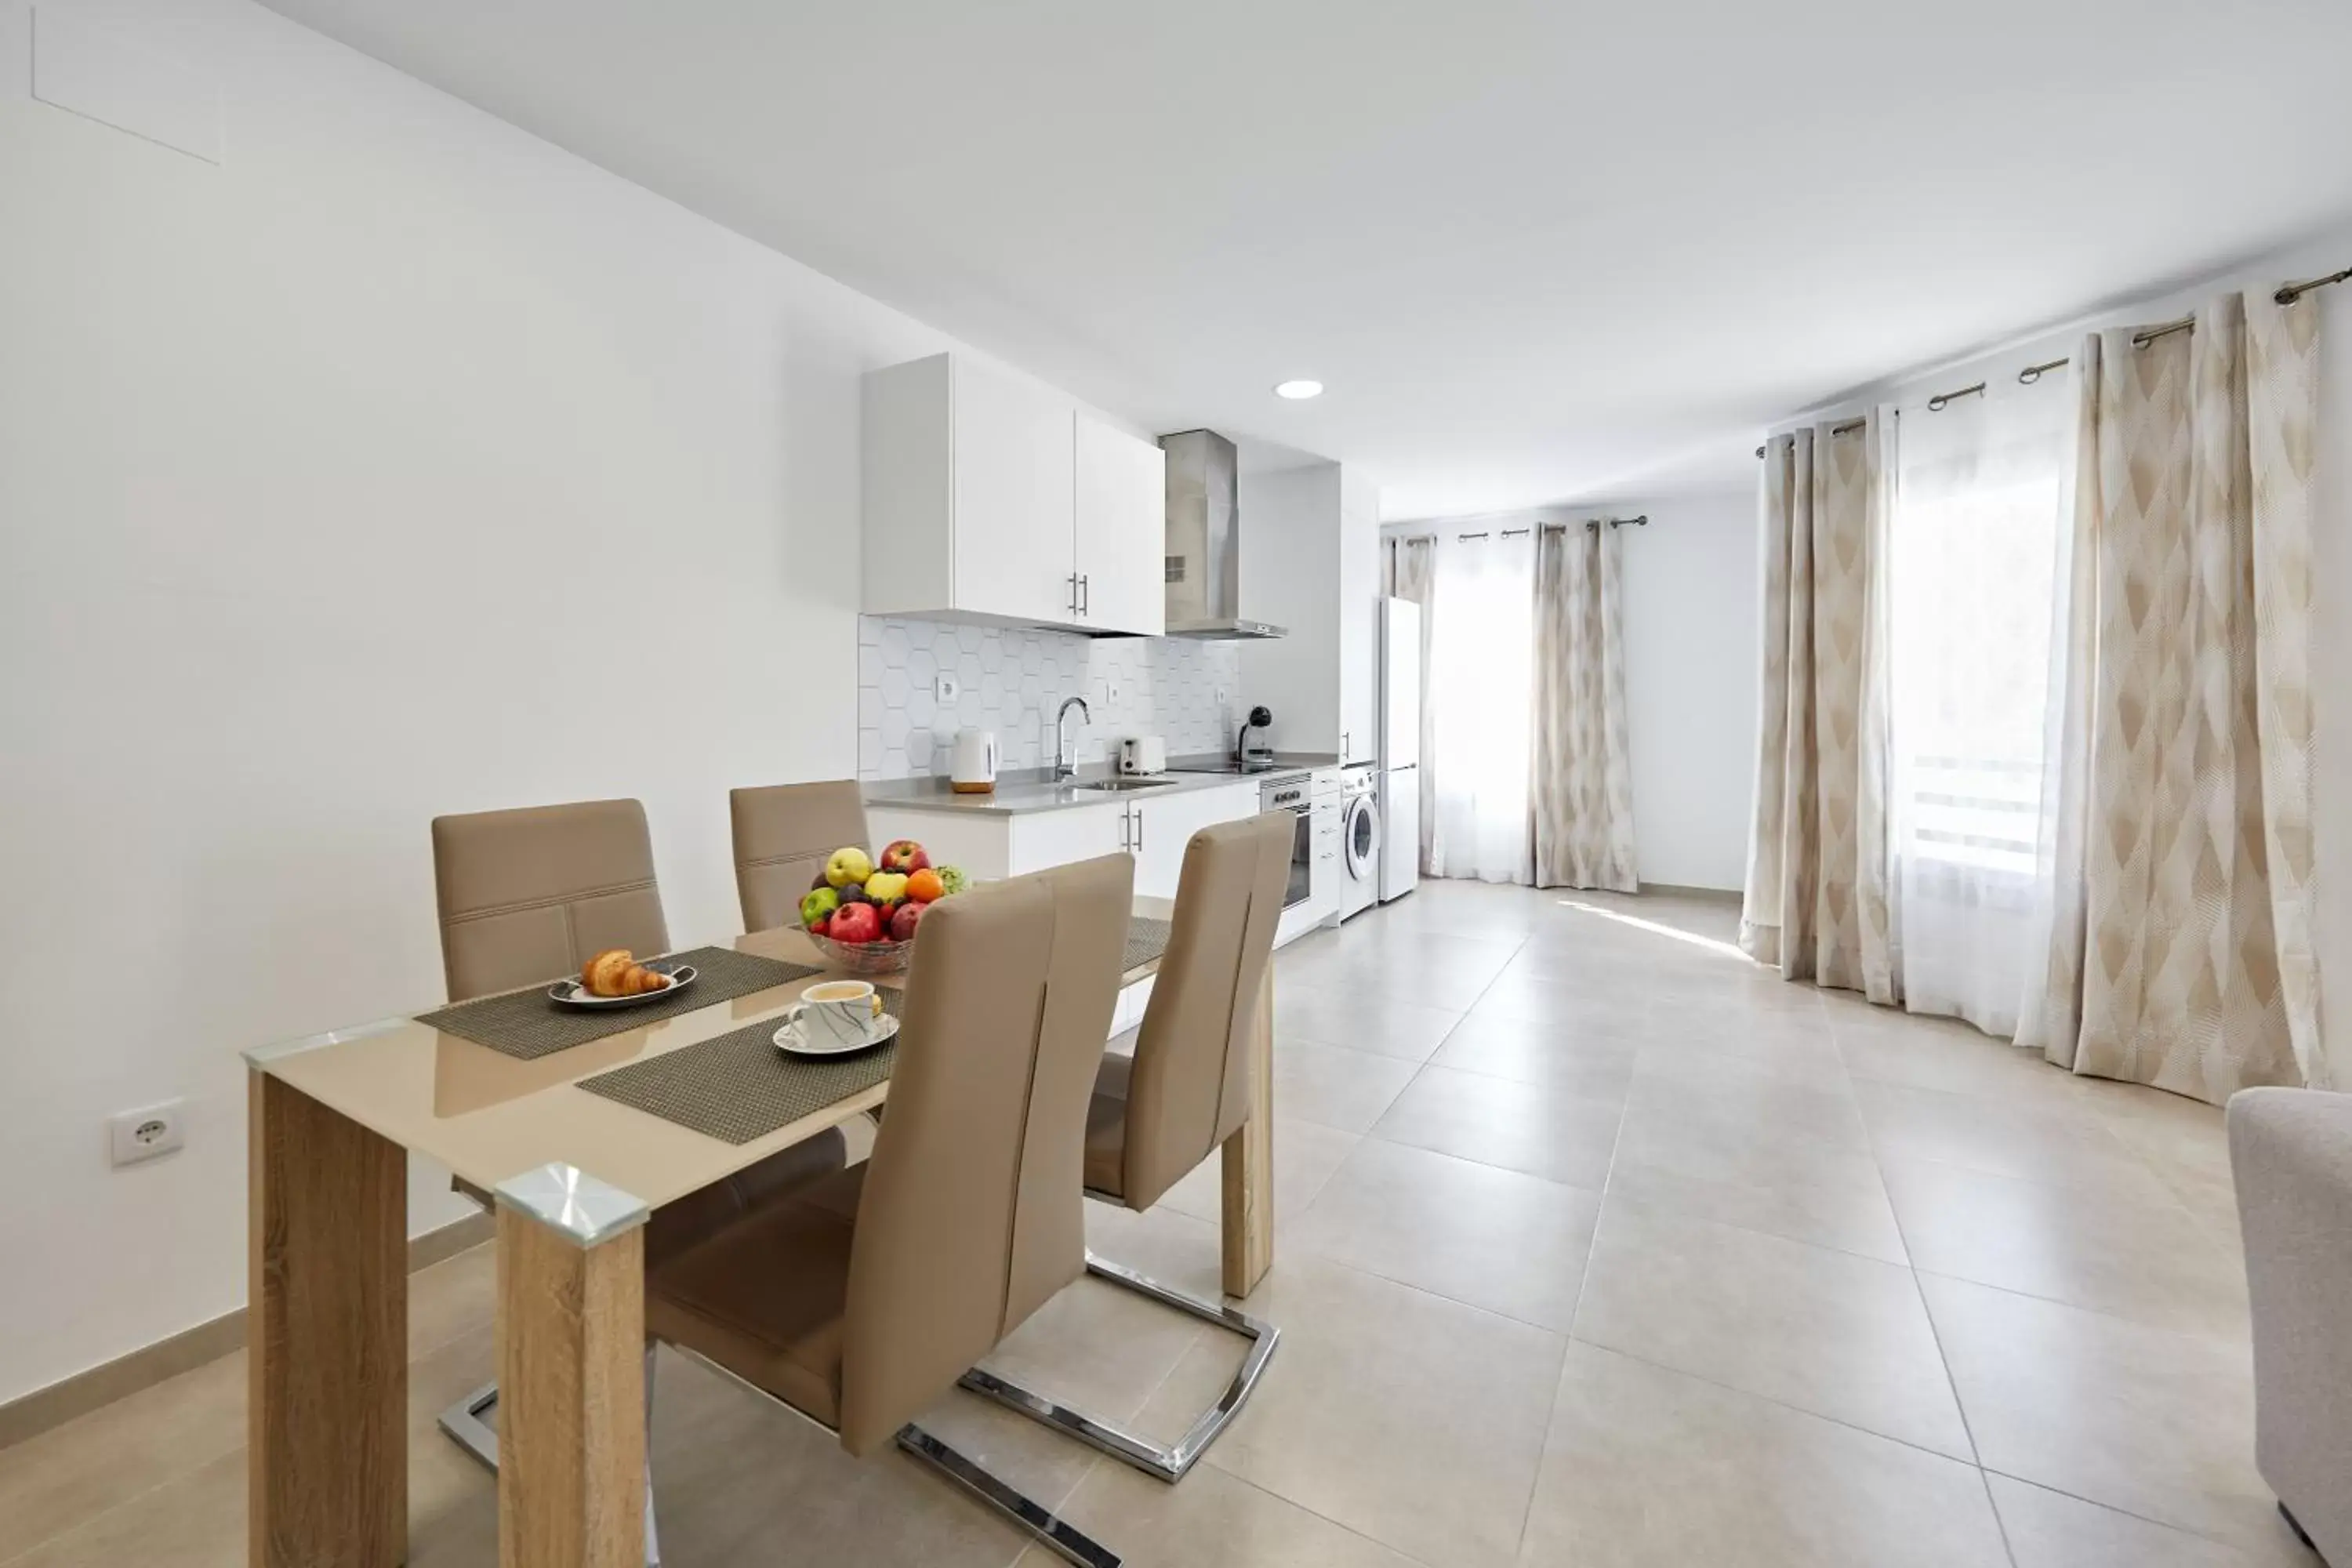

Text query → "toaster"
[1117,736,1167,776]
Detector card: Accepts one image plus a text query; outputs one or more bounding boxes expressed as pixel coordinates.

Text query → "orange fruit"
[906,867,946,903]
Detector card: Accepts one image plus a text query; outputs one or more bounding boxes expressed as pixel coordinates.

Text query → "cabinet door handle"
[1079,574,1090,616]
[1069,573,1080,615]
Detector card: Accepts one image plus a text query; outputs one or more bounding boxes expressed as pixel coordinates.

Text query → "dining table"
[241,898,1274,1568]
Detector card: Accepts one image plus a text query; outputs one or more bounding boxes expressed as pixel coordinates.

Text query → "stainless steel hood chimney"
[1159,429,1286,640]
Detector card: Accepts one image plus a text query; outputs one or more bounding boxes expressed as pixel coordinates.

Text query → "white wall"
[1236,463,1344,752]
[1610,494,1759,891]
[0,0,990,1405]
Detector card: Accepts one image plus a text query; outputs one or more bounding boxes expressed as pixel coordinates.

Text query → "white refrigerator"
[1377,597,1421,903]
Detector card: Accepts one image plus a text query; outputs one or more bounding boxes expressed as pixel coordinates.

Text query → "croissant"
[582,948,670,998]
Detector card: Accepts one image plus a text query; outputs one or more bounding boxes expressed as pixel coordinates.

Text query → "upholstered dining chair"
[959,811,1292,1483]
[643,854,1135,1568]
[731,780,871,933]
[427,797,848,1509]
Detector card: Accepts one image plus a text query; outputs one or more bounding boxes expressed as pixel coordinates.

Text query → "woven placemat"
[575,988,907,1144]
[1124,917,1171,974]
[416,946,826,1062]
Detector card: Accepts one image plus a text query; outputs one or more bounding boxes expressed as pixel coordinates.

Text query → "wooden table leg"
[248,1070,407,1568]
[1220,966,1276,1298]
[495,1165,648,1568]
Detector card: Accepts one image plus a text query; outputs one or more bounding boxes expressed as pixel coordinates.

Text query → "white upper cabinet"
[1074,412,1167,636]
[953,358,1077,625]
[862,353,1163,633]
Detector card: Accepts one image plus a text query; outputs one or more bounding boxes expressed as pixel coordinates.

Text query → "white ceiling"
[260,0,2352,519]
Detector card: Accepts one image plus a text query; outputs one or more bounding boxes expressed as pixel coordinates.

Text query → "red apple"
[827,902,882,945]
[879,838,931,873]
[888,901,926,942]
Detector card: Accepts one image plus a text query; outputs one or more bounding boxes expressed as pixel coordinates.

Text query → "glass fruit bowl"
[808,933,914,976]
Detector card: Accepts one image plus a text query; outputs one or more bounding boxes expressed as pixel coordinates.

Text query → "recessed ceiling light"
[1273,379,1323,400]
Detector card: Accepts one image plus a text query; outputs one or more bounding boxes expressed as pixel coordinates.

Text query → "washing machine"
[1338,763,1380,921]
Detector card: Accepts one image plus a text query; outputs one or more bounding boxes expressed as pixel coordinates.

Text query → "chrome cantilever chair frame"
[959,1243,1278,1483]
[662,1341,1120,1568]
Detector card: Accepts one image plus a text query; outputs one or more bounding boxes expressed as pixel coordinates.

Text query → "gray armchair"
[2228,1086,2352,1563]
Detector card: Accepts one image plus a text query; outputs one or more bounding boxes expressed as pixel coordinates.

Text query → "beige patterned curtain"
[1388,536,1437,874]
[1530,522,1637,890]
[1738,416,1896,1000]
[2022,292,2327,1098]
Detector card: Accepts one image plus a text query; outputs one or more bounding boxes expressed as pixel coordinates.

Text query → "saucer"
[775,1012,900,1058]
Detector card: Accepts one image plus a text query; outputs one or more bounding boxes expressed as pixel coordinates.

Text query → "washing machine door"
[1343,792,1380,881]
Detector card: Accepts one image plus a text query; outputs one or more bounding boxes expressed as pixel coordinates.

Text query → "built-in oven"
[1261,777,1312,909]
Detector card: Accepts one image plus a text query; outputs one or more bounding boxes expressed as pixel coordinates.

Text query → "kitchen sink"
[1071,777,1181,793]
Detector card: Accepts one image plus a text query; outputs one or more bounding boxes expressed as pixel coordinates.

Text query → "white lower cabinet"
[1122,782,1261,901]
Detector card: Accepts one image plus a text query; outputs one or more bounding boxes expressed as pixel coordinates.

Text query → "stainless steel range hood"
[1159,429,1286,640]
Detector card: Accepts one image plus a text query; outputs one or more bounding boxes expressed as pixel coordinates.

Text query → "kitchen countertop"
[863,753,1341,817]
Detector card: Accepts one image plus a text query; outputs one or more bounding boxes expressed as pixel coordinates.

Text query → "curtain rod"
[1456,514,1647,540]
[1753,262,2348,456]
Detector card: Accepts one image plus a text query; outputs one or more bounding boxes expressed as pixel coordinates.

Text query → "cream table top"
[247,898,1176,1210]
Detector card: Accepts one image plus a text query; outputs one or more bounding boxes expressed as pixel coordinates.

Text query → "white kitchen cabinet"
[1007,802,1127,873]
[1121,781,1260,900]
[1074,412,1167,636]
[862,353,1163,633]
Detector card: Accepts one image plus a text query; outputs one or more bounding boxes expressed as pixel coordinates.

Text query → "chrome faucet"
[1053,695,1091,780]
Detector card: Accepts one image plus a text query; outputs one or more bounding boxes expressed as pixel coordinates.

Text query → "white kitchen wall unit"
[862,353,1165,635]
[858,615,1238,780]
[1075,411,1168,635]
[1234,461,1381,760]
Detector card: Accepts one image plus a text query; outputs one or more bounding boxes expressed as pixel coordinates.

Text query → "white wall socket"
[109,1101,185,1167]
[935,673,958,702]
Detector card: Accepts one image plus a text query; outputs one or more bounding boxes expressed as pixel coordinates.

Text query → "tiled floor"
[0,880,2316,1567]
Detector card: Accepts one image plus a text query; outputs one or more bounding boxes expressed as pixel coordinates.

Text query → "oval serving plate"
[548,961,696,1010]
[775,1012,900,1058]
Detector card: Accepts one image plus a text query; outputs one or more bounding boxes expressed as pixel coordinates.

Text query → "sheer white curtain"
[1886,379,2074,1035]
[1427,528,1535,883]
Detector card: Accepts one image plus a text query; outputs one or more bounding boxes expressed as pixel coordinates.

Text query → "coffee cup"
[782,980,885,1048]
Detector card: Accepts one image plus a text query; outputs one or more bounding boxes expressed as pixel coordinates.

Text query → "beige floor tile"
[1603,1156,1909,1265]
[1277,983,1465,1062]
[1613,1085,1892,1194]
[1157,1116,1360,1229]
[1465,968,1656,1033]
[1919,1273,2279,1553]
[1131,1254,1564,1568]
[1020,1457,1421,1567]
[1292,1137,1603,1330]
[1986,1474,2314,1568]
[1368,1065,1622,1190]
[973,1267,1211,1429]
[2,1447,247,1568]
[0,1349,246,1559]
[1634,1028,1853,1090]
[1519,1343,2009,1568]
[1573,1207,1973,1457]
[407,1240,496,1358]
[1270,1038,1424,1134]
[1280,931,1518,1009]
[1857,1080,2171,1200]
[1627,1047,1869,1149]
[1423,1014,1642,1099]
[1882,1156,2250,1337]
[1835,1014,2086,1102]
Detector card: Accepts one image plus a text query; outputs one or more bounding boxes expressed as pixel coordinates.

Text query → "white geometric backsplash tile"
[858,615,1242,779]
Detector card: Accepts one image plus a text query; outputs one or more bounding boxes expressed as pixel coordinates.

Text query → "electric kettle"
[950,728,998,793]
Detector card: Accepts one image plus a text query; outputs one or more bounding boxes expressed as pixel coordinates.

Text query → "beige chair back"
[1118,812,1294,1210]
[430,799,670,1002]
[837,853,1133,1455]
[731,781,870,933]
